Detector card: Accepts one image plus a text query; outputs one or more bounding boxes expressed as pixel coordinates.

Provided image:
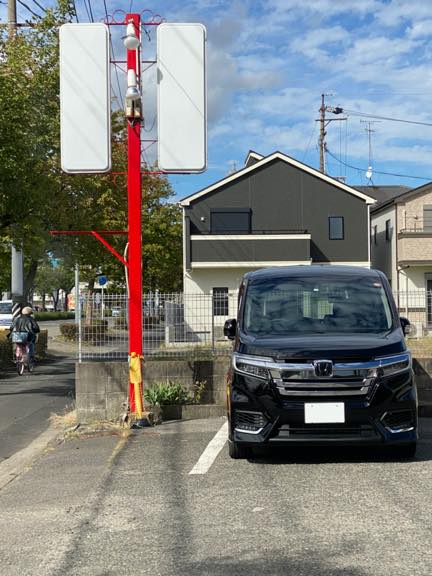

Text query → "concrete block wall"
[76,358,231,423]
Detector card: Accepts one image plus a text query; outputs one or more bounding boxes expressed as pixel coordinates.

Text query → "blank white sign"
[60,23,111,173]
[157,23,207,173]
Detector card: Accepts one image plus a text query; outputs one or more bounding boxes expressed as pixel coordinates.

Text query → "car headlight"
[233,354,270,380]
[370,352,411,378]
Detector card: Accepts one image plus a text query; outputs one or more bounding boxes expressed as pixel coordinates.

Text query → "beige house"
[370,183,432,333]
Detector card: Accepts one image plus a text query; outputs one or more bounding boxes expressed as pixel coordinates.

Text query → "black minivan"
[224,266,417,458]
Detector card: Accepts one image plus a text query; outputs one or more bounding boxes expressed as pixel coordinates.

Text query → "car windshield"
[243,275,394,336]
[0,302,12,314]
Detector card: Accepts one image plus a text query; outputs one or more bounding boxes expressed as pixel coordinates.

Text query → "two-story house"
[180,150,376,300]
[371,182,432,332]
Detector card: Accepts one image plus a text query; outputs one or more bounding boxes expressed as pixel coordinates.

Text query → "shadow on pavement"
[248,439,432,464]
[185,554,368,576]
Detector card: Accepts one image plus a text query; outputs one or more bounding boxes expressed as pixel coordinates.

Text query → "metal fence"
[76,291,238,361]
[393,291,432,338]
[74,290,432,361]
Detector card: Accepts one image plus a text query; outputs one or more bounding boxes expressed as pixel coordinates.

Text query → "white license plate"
[304,402,345,424]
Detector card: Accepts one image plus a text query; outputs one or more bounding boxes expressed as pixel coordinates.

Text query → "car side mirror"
[400,316,412,336]
[224,318,237,340]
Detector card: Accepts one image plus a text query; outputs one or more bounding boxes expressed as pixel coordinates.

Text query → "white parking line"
[189,420,228,475]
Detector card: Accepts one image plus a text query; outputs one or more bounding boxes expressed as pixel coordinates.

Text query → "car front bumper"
[228,371,418,447]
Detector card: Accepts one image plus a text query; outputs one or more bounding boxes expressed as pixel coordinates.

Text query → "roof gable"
[371,181,432,213]
[180,151,376,206]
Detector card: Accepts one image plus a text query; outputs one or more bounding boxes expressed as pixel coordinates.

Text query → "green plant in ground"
[189,380,207,404]
[144,381,189,406]
[143,379,208,406]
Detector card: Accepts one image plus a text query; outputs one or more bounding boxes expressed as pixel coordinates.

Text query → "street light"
[124,20,140,50]
[125,56,141,118]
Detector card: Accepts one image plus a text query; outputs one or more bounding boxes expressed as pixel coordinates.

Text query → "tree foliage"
[0,1,182,296]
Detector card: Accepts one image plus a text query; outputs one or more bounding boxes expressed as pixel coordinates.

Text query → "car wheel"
[228,439,249,459]
[393,442,417,459]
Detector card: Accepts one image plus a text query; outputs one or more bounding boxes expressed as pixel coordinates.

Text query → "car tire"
[393,442,417,459]
[228,439,249,459]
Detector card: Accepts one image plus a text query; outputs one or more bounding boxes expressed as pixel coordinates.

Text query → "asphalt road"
[1,417,432,575]
[0,354,75,463]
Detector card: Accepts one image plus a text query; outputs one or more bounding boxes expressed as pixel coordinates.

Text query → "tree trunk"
[24,259,38,302]
[52,289,60,311]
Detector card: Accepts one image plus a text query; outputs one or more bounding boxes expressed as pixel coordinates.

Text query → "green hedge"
[34,311,75,321]
[0,329,48,369]
[59,321,108,343]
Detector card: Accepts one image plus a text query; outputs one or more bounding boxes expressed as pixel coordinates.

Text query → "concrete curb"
[0,424,63,491]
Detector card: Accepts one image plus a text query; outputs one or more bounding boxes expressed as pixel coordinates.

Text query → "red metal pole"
[126,13,143,417]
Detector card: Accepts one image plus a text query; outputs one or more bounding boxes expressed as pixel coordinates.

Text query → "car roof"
[244,265,381,281]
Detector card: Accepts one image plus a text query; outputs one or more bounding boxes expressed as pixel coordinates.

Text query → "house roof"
[180,151,377,207]
[355,185,411,208]
[369,181,432,214]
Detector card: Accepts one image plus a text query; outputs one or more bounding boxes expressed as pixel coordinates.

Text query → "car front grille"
[275,423,378,439]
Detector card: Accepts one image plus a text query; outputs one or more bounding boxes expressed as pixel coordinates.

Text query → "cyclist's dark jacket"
[11,316,40,343]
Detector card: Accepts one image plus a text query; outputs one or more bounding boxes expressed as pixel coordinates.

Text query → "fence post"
[211,292,215,352]
[78,291,82,363]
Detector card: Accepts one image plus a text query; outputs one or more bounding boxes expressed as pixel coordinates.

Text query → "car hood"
[237,329,406,362]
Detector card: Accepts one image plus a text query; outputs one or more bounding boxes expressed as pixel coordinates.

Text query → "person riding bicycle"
[10,306,40,360]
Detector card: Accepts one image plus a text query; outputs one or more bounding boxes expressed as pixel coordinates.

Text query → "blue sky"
[3,0,432,200]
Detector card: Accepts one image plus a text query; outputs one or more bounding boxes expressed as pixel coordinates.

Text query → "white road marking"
[189,420,228,475]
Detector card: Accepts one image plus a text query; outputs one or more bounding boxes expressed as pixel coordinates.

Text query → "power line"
[17,0,42,18]
[87,0,94,23]
[82,0,91,22]
[326,148,432,181]
[103,0,123,109]
[329,106,432,128]
[31,0,46,13]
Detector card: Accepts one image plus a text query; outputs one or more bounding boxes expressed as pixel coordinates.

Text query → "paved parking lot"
[1,418,432,575]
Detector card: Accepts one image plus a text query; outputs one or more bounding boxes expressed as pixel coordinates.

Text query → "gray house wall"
[185,159,369,264]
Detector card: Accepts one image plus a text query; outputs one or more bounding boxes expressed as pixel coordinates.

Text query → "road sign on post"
[59,23,111,173]
[157,23,207,172]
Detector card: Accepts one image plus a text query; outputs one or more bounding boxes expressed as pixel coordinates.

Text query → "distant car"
[0,300,13,330]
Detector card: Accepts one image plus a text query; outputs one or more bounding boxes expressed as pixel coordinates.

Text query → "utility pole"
[8,0,25,309]
[361,120,379,181]
[317,95,348,175]
[8,0,16,37]
[319,94,326,173]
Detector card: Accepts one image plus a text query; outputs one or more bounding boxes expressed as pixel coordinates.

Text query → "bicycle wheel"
[16,360,25,375]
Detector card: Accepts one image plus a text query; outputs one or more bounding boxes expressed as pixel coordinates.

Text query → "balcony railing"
[400,216,432,234]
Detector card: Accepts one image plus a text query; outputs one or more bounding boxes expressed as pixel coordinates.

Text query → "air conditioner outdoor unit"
[409,322,423,338]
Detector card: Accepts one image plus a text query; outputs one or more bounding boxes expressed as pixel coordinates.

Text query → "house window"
[385,219,392,241]
[329,216,344,240]
[210,208,250,233]
[423,205,432,231]
[213,287,229,316]
[373,225,377,245]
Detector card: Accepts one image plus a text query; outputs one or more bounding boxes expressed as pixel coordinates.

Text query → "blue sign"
[98,275,107,286]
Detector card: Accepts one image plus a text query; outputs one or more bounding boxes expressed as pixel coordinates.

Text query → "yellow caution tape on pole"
[129,352,143,419]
